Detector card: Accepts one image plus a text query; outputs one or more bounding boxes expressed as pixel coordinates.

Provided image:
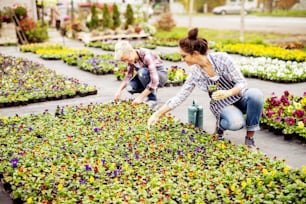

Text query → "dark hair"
[179,28,208,55]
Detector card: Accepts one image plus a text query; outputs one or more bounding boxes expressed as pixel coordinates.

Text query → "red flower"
[268,96,281,107]
[293,110,304,118]
[285,117,295,126]
[20,17,36,31]
[267,110,275,118]
[280,95,290,106]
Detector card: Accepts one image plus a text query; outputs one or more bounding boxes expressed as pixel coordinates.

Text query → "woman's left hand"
[212,90,232,100]
[147,112,160,129]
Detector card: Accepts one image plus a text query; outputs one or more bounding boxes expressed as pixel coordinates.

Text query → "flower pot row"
[0,101,305,203]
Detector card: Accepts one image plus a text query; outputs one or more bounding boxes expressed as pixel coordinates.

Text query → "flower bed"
[151,39,178,47]
[78,54,126,75]
[19,43,63,53]
[0,101,305,203]
[0,54,97,107]
[164,65,188,86]
[214,43,306,62]
[114,65,187,86]
[61,49,94,66]
[261,91,306,140]
[100,42,116,51]
[238,57,306,83]
[159,52,181,62]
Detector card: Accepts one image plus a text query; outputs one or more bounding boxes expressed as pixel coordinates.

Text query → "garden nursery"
[0,2,306,204]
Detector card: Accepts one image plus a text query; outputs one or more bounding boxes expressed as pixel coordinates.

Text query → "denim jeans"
[127,67,168,101]
[219,88,264,132]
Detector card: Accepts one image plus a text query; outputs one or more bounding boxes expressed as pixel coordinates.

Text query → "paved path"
[0,28,305,203]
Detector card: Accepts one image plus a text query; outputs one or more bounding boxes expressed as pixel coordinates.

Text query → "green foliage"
[25,20,48,43]
[125,4,134,29]
[253,9,306,17]
[88,4,99,30]
[155,12,175,31]
[14,6,27,20]
[112,3,121,29]
[102,4,112,29]
[176,0,225,12]
[154,27,289,45]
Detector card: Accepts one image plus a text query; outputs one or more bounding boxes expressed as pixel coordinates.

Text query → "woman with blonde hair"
[114,41,168,109]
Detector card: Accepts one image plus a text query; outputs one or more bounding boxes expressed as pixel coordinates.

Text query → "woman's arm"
[147,104,172,128]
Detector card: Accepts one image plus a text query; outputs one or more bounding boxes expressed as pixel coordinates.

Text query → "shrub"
[87,4,99,30]
[25,20,48,43]
[102,4,112,29]
[125,4,134,29]
[14,6,27,20]
[112,3,121,29]
[156,12,175,31]
[20,17,35,31]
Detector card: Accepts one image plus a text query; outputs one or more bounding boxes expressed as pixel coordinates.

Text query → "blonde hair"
[114,41,134,60]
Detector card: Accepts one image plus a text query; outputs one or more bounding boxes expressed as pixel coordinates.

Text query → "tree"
[264,0,273,13]
[88,4,99,30]
[125,4,134,29]
[112,3,121,29]
[102,4,112,29]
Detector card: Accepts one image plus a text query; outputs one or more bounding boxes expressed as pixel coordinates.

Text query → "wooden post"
[240,0,245,43]
[188,0,194,29]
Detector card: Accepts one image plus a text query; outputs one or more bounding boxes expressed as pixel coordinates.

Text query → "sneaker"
[145,100,158,110]
[245,136,256,150]
[215,128,225,140]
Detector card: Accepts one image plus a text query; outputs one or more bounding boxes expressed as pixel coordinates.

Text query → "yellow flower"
[182,192,188,199]
[123,162,129,170]
[268,181,273,187]
[283,166,290,174]
[241,181,246,189]
[293,101,302,110]
[89,176,94,183]
[246,178,252,185]
[300,97,306,106]
[58,183,63,190]
[187,153,191,159]
[262,168,268,175]
[271,170,276,177]
[298,121,304,129]
[302,165,306,174]
[27,197,33,204]
[230,184,236,192]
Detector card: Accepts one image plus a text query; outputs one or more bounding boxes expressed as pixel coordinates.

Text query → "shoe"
[145,100,158,110]
[218,134,225,140]
[245,136,256,150]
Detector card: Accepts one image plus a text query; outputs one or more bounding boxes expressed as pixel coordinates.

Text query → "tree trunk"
[265,0,273,13]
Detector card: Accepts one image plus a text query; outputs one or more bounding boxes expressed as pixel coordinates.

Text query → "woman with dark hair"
[147,28,264,149]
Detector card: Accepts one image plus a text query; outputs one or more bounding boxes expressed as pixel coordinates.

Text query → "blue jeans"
[127,67,168,101]
[219,88,264,132]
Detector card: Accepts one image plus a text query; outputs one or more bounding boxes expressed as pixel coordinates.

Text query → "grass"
[179,10,306,17]
[153,27,291,45]
[252,9,306,17]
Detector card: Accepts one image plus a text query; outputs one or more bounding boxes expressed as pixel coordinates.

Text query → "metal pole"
[71,0,74,38]
[188,0,194,29]
[42,0,44,25]
[240,0,245,43]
